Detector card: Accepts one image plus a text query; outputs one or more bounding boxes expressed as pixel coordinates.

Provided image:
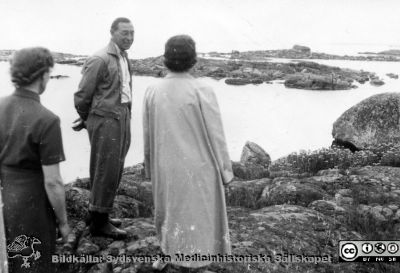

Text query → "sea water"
[0,59,399,182]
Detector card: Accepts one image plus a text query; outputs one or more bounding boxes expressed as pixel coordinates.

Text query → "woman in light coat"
[143,35,233,272]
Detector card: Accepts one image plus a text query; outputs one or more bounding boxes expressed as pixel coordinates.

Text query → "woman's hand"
[58,222,72,243]
[223,177,234,195]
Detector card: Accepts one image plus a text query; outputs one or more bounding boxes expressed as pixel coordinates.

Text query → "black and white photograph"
[1,0,400,272]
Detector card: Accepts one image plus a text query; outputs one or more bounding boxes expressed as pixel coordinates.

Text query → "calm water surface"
[1,59,399,182]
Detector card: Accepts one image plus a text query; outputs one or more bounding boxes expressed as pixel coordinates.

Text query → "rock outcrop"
[232,142,270,180]
[387,73,399,79]
[284,73,355,90]
[224,78,264,85]
[378,49,400,56]
[58,132,400,273]
[370,78,385,86]
[59,161,400,273]
[0,49,380,90]
[240,141,271,167]
[232,47,400,62]
[59,119,400,273]
[50,75,70,79]
[130,57,373,90]
[292,44,311,54]
[257,177,327,207]
[332,93,400,150]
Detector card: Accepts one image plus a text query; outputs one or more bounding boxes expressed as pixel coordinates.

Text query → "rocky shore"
[130,56,377,90]
[128,44,395,90]
[212,45,400,62]
[0,46,390,90]
[0,50,87,66]
[55,92,400,273]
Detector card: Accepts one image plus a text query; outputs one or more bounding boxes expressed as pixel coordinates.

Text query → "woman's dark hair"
[10,47,54,87]
[164,35,197,72]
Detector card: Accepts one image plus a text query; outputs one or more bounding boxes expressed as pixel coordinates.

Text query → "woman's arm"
[199,87,234,185]
[42,164,70,241]
[143,88,151,179]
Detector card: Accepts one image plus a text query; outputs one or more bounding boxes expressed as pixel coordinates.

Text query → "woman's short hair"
[10,47,54,87]
[164,35,197,72]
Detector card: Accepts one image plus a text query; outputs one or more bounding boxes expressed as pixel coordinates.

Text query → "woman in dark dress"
[0,47,71,273]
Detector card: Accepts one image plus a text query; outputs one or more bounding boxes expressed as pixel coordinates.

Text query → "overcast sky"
[1,0,400,58]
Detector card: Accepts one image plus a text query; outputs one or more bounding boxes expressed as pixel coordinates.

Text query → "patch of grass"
[270,143,400,176]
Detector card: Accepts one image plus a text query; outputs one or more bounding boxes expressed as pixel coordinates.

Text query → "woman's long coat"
[143,72,233,267]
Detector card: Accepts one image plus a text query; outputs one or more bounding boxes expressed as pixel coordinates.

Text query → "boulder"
[76,238,100,255]
[334,193,354,207]
[350,166,400,184]
[117,177,153,217]
[355,204,398,223]
[230,50,240,59]
[292,44,311,54]
[332,93,400,150]
[50,74,70,79]
[65,186,145,219]
[386,73,399,79]
[348,166,400,204]
[112,195,141,218]
[57,60,79,65]
[225,78,263,85]
[378,49,400,56]
[232,161,269,180]
[284,73,354,90]
[370,78,385,86]
[240,141,271,167]
[65,186,90,219]
[302,170,347,196]
[314,168,344,184]
[308,200,346,216]
[122,218,157,239]
[232,142,270,180]
[354,75,369,84]
[126,236,160,255]
[257,177,326,207]
[225,178,272,208]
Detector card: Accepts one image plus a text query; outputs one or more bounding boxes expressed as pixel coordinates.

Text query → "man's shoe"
[109,218,122,227]
[85,214,122,227]
[90,222,128,240]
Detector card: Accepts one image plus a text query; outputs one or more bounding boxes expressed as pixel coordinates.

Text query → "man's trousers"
[86,106,131,213]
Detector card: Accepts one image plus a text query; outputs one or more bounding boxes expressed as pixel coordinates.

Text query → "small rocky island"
[0,50,87,66]
[128,44,396,90]
[130,55,374,90]
[1,45,397,90]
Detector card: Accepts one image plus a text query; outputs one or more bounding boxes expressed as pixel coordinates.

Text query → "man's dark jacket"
[74,41,133,121]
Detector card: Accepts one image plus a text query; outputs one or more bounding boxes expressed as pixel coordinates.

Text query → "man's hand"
[72,117,86,131]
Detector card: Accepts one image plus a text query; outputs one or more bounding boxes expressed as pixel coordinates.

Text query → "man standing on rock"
[73,17,134,239]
